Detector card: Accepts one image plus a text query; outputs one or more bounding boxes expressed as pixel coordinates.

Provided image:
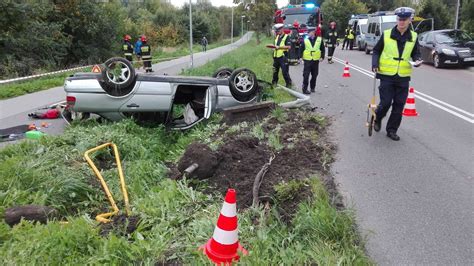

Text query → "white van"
[364,12,397,54]
[355,18,368,51]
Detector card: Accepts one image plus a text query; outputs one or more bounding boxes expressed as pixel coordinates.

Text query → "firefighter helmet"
[140,35,147,42]
[124,34,131,41]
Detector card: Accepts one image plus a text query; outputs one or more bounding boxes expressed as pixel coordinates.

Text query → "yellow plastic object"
[84,143,130,223]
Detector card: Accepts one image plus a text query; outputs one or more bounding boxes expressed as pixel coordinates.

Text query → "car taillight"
[66,96,76,106]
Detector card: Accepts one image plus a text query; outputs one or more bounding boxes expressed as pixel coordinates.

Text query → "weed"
[268,132,284,151]
[251,123,265,140]
[271,107,288,123]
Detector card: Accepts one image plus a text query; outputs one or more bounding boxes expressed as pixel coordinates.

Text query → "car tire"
[433,54,443,68]
[212,67,234,79]
[229,68,259,102]
[365,47,370,54]
[99,57,136,97]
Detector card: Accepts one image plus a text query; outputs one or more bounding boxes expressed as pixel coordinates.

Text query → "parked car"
[63,58,262,130]
[364,12,398,54]
[418,29,474,68]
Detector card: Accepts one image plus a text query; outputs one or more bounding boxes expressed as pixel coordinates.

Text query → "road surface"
[288,47,473,265]
[0,33,252,147]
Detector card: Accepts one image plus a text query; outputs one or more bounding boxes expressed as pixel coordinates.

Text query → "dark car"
[418,29,474,68]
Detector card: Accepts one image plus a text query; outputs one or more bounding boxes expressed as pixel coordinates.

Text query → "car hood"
[437,42,474,50]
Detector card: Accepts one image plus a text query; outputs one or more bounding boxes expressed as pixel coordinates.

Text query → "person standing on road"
[342,26,350,50]
[272,24,293,88]
[122,35,134,62]
[325,21,338,64]
[140,35,154,73]
[372,7,423,141]
[342,26,355,50]
[201,36,208,52]
[299,28,325,94]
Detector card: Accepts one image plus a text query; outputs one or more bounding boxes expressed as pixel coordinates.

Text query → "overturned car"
[63,57,261,129]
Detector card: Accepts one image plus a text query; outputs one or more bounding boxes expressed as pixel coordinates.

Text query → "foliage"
[419,0,454,30]
[0,0,238,80]
[235,0,277,44]
[321,0,369,35]
[461,0,474,34]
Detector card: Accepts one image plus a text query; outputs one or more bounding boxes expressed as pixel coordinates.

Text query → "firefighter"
[299,28,325,94]
[140,35,153,73]
[372,7,422,141]
[325,21,338,64]
[122,35,134,62]
[272,24,292,88]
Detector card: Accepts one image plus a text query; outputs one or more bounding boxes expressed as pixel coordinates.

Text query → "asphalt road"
[288,47,473,265]
[0,33,252,147]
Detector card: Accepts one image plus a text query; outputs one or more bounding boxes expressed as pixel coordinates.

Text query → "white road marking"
[332,57,474,124]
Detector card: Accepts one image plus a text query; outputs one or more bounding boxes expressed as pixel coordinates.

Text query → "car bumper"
[440,54,474,66]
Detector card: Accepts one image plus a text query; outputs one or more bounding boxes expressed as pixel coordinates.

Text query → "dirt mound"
[177,143,218,179]
[100,214,141,236]
[173,110,336,220]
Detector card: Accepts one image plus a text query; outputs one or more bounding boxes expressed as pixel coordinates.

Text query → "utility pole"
[189,0,193,68]
[231,6,234,45]
[241,15,245,39]
[454,0,461,30]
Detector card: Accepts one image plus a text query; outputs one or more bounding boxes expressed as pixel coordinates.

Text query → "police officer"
[347,27,355,50]
[372,7,422,141]
[299,27,325,94]
[122,35,134,62]
[325,21,338,64]
[342,26,350,50]
[272,24,292,88]
[140,35,154,73]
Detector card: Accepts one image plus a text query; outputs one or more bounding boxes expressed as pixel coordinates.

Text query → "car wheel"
[99,57,136,97]
[212,67,234,79]
[365,47,370,54]
[433,54,443,68]
[229,68,258,102]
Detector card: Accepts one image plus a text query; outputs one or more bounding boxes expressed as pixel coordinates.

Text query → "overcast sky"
[171,0,289,8]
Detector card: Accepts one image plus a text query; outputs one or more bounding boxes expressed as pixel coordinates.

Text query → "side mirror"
[375,30,380,36]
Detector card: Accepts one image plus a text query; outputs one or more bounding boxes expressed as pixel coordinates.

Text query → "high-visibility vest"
[379,29,417,77]
[347,30,355,40]
[273,34,289,58]
[302,37,322,61]
[123,42,133,56]
[140,44,152,59]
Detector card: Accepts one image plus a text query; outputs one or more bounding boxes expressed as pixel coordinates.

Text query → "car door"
[423,32,435,63]
[119,81,173,112]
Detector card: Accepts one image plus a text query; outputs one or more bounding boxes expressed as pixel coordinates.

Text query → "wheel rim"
[233,71,254,93]
[105,61,131,85]
[216,70,232,79]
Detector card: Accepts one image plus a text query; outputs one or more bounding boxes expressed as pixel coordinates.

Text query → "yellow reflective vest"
[302,37,322,61]
[347,29,355,40]
[274,34,289,58]
[379,29,417,77]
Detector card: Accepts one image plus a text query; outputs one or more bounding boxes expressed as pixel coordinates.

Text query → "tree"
[321,0,369,35]
[234,0,277,44]
[419,0,453,30]
[461,0,474,34]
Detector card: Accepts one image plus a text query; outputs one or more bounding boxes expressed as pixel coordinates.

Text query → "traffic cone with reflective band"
[403,87,418,117]
[201,188,247,264]
[342,61,351,77]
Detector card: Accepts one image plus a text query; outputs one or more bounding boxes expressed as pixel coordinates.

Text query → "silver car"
[63,58,261,129]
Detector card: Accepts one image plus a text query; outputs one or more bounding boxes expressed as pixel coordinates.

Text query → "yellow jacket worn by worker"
[347,29,355,40]
[273,34,289,58]
[378,29,417,77]
[302,37,323,61]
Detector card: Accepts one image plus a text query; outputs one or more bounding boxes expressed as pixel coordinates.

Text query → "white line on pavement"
[332,57,474,124]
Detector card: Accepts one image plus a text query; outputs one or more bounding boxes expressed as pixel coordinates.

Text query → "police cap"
[394,7,415,19]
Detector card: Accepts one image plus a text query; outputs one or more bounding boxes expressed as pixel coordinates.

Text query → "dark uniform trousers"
[302,60,319,91]
[375,79,409,133]
[328,46,336,58]
[272,56,292,86]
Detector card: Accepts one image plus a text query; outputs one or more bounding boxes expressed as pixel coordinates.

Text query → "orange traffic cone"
[403,87,419,117]
[201,189,247,264]
[342,61,351,77]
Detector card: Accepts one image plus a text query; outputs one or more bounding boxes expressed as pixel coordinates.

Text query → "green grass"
[0,36,371,265]
[0,39,233,100]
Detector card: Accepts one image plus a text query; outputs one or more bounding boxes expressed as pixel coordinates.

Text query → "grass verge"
[0,36,371,265]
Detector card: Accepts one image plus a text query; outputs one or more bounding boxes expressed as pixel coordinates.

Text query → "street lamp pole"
[189,0,193,68]
[454,0,460,29]
[231,6,234,45]
[241,15,245,39]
